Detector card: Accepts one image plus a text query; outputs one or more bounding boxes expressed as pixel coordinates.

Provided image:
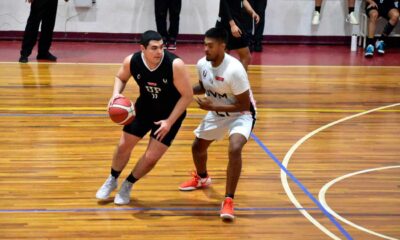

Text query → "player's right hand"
[231,25,242,38]
[108,94,124,108]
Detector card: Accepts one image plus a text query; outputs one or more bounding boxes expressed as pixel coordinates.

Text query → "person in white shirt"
[179,27,256,221]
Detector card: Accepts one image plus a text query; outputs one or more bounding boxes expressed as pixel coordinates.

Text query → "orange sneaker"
[220,197,234,220]
[179,171,211,191]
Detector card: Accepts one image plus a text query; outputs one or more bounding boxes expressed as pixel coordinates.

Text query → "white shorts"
[194,112,256,141]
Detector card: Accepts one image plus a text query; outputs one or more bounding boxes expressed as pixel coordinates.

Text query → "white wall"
[0,0,362,36]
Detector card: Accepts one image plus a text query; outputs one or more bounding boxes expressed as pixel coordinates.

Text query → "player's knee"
[247,52,252,63]
[390,13,399,22]
[143,153,160,167]
[228,143,243,157]
[369,12,379,21]
[170,15,179,21]
[242,52,251,64]
[156,12,167,18]
[117,142,133,154]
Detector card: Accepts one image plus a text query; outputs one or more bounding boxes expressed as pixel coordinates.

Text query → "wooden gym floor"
[0,59,399,239]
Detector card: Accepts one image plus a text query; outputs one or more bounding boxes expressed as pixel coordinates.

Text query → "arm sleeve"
[230,68,250,95]
[218,0,233,22]
[196,60,203,83]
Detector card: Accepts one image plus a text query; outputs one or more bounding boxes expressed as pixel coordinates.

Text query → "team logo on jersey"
[206,89,227,99]
[202,70,207,78]
[137,74,141,80]
[215,76,224,81]
[163,78,168,84]
[148,82,157,86]
[145,86,162,99]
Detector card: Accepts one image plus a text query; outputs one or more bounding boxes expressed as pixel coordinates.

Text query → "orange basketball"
[108,96,135,125]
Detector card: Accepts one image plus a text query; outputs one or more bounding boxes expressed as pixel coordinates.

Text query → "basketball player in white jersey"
[179,27,256,220]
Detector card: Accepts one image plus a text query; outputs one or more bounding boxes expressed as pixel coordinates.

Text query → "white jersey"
[196,53,256,117]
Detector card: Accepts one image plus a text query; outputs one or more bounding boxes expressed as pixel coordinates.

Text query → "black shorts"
[216,20,249,50]
[366,0,398,20]
[123,112,186,147]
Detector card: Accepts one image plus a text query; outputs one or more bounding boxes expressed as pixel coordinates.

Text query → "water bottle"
[351,34,357,52]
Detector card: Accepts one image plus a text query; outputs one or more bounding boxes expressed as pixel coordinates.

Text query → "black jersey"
[218,0,244,26]
[130,50,183,120]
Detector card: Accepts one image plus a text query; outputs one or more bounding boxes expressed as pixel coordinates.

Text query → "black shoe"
[19,55,28,63]
[248,43,254,52]
[254,42,263,52]
[167,41,176,50]
[162,37,168,49]
[37,52,57,62]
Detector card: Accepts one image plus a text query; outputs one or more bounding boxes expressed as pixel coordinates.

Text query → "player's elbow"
[238,101,250,112]
[183,90,194,105]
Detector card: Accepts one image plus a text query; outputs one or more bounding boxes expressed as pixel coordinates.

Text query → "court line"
[0,107,399,114]
[0,105,323,215]
[0,207,319,214]
[280,103,400,240]
[0,103,398,232]
[319,166,400,240]
[2,62,400,68]
[251,133,352,240]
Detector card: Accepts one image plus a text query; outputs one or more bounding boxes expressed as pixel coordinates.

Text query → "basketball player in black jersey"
[96,30,193,205]
[217,0,260,71]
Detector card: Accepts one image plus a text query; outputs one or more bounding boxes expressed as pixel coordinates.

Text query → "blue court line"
[0,111,349,238]
[0,207,319,213]
[251,133,353,240]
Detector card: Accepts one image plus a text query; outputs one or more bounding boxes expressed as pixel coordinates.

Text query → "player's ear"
[140,44,146,52]
[221,42,227,50]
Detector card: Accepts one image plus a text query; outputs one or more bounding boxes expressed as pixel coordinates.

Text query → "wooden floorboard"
[0,63,399,239]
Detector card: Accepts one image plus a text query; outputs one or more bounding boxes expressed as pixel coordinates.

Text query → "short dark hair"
[205,27,227,44]
[140,30,162,48]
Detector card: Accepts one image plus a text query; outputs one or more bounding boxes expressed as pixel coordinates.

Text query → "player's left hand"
[253,12,260,24]
[195,97,214,111]
[154,119,171,142]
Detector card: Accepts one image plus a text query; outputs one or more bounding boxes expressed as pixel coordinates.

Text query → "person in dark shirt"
[19,0,68,63]
[243,0,267,52]
[154,0,182,50]
[96,30,193,205]
[216,0,260,71]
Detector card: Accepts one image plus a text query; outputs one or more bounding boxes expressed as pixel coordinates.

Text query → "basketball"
[108,96,135,125]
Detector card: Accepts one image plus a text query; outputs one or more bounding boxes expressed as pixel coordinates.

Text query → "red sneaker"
[220,197,234,220]
[179,171,211,191]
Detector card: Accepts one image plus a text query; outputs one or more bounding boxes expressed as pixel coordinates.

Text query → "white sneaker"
[312,11,320,25]
[114,180,133,205]
[96,175,118,200]
[346,12,359,25]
